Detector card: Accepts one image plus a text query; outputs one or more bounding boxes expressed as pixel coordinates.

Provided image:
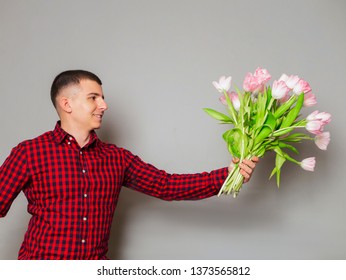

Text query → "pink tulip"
[303,92,317,107]
[254,67,271,83]
[278,73,289,82]
[315,131,330,150]
[293,79,312,95]
[307,110,331,125]
[306,110,319,121]
[243,67,271,93]
[272,80,290,99]
[301,157,316,171]
[230,93,240,111]
[219,91,240,111]
[212,76,232,93]
[285,75,300,89]
[243,72,262,92]
[306,110,331,135]
[286,76,300,89]
[306,120,324,135]
[316,111,332,125]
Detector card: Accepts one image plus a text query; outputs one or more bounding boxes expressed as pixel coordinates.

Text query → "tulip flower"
[306,120,324,135]
[307,110,332,125]
[304,92,317,107]
[301,157,316,171]
[279,74,300,89]
[315,132,330,150]
[286,75,300,89]
[293,79,312,95]
[219,92,240,111]
[316,112,332,125]
[272,80,290,99]
[278,73,289,82]
[254,67,271,84]
[212,76,232,93]
[243,72,261,92]
[243,67,271,93]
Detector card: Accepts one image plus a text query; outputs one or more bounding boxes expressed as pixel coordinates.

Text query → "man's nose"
[99,99,108,111]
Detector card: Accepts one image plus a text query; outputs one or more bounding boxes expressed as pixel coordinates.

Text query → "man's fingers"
[239,162,253,175]
[251,156,259,163]
[231,156,259,183]
[233,156,259,165]
[240,169,250,183]
[242,159,256,169]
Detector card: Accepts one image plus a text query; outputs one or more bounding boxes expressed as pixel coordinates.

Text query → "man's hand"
[228,156,259,183]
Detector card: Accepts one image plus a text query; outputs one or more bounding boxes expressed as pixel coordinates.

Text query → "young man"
[0,70,258,259]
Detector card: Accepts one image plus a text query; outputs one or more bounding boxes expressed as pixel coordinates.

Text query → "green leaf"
[273,94,297,119]
[271,127,294,137]
[279,93,304,128]
[203,108,233,123]
[254,126,271,147]
[269,166,277,179]
[278,142,299,154]
[264,111,277,131]
[273,148,286,187]
[276,166,282,187]
[254,111,277,145]
[223,128,242,158]
[254,92,267,129]
[265,86,272,108]
[282,133,310,142]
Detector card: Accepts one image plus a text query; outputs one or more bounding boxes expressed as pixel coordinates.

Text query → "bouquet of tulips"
[204,67,331,197]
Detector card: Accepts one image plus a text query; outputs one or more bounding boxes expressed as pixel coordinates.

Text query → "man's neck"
[60,122,91,148]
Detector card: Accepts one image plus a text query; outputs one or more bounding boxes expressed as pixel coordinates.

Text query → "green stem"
[223,90,238,126]
[271,125,306,137]
[260,98,275,128]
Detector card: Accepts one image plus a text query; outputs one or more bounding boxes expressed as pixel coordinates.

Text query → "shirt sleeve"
[0,144,30,217]
[122,149,228,201]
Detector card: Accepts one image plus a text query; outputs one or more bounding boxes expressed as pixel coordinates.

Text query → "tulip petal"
[301,157,316,171]
[315,132,331,150]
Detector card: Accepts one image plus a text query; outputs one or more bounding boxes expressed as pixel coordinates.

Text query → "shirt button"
[67,142,71,145]
[82,169,86,173]
[80,151,83,154]
[84,194,88,198]
[69,137,73,140]
[81,239,86,243]
[83,217,87,221]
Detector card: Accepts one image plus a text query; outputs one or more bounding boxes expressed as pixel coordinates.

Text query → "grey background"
[0,0,345,259]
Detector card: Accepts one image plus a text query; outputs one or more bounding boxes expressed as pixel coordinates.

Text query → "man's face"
[66,79,108,131]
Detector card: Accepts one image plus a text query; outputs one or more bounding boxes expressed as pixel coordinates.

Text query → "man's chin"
[92,123,102,130]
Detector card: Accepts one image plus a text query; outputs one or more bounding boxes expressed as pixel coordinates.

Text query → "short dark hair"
[50,70,102,107]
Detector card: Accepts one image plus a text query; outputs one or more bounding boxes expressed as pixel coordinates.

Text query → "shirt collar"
[52,121,99,147]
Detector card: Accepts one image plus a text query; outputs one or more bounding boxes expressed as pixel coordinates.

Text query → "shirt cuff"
[211,167,229,194]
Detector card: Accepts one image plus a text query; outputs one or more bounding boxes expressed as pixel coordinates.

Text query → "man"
[0,70,258,259]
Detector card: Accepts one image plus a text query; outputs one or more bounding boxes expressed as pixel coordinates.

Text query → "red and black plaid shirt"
[0,122,228,259]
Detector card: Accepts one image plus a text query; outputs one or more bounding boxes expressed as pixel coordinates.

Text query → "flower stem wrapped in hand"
[204,68,331,197]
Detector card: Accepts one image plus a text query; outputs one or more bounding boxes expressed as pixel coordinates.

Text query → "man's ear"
[58,96,72,113]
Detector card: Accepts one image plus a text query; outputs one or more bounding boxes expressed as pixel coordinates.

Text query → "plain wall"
[0,0,345,259]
